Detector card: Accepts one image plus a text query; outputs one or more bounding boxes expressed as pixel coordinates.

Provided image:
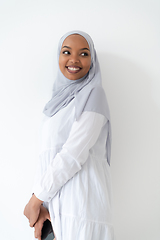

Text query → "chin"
[66,74,81,81]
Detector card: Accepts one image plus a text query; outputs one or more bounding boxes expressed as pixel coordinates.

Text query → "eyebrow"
[62,46,90,51]
[62,46,71,49]
[80,48,90,51]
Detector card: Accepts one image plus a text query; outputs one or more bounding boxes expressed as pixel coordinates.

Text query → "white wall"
[0,0,159,240]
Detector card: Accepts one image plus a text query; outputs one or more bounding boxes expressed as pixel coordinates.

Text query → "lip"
[66,65,82,74]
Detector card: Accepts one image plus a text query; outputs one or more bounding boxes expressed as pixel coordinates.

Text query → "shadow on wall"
[98,52,159,160]
[98,53,160,239]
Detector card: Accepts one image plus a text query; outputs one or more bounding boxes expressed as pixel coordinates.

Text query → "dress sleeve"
[33,111,106,202]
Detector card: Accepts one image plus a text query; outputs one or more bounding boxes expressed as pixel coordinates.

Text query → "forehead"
[62,34,89,49]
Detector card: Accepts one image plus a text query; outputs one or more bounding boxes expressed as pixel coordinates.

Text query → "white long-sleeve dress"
[33,99,114,240]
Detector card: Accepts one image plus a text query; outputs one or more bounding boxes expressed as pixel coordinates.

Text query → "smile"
[66,66,82,74]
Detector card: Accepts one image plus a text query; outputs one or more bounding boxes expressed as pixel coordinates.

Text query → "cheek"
[83,59,91,72]
[59,57,66,71]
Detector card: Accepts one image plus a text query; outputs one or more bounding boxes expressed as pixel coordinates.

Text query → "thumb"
[29,218,36,228]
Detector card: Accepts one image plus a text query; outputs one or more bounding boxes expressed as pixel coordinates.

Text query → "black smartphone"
[41,219,54,240]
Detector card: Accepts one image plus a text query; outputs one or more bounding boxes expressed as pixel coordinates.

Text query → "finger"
[35,229,42,240]
[34,221,43,239]
[29,214,40,227]
[34,230,41,240]
[30,220,36,228]
[29,222,34,228]
[34,227,41,240]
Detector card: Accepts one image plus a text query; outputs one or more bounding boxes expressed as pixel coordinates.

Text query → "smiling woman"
[24,30,114,240]
[59,34,91,80]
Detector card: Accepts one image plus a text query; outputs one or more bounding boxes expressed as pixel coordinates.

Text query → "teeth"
[68,67,80,71]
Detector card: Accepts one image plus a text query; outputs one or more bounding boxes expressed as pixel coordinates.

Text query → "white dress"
[33,99,114,240]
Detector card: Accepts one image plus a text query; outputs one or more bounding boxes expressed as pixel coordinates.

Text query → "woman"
[24,30,114,240]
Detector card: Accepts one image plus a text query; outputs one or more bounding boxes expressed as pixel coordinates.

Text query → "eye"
[62,50,70,55]
[81,52,89,57]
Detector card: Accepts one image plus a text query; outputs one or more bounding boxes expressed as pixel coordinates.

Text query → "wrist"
[40,205,51,221]
[31,194,43,208]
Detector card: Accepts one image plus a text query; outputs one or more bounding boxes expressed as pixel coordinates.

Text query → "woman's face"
[59,34,91,80]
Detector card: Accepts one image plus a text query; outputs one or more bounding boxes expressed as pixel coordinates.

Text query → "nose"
[69,54,80,64]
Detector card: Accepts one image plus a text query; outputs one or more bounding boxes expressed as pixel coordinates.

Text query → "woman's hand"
[24,194,43,227]
[34,205,51,240]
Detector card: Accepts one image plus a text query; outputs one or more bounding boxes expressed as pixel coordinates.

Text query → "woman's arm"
[23,194,43,227]
[33,111,107,202]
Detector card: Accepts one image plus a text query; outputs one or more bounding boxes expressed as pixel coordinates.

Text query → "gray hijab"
[43,30,111,165]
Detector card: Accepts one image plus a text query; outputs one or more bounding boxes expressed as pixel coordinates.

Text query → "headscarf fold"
[43,30,111,165]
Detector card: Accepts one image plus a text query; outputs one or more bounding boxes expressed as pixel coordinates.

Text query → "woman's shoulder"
[75,85,110,120]
[84,85,110,120]
[87,85,107,107]
[89,85,106,98]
